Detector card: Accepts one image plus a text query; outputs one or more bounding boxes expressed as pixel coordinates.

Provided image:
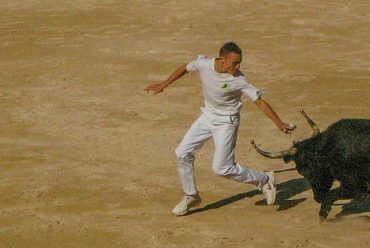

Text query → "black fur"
[285,119,370,219]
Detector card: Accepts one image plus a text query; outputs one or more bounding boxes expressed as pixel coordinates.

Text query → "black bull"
[251,109,370,220]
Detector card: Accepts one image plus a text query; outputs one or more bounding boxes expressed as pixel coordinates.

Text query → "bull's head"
[250,109,332,202]
[251,109,320,172]
[250,109,320,162]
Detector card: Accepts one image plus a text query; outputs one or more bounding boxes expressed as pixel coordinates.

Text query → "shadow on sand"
[330,194,370,220]
[188,174,370,219]
[255,177,310,211]
[188,176,310,215]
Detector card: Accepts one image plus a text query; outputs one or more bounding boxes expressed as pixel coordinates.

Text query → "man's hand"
[144,64,188,95]
[254,98,297,134]
[279,123,296,134]
[145,83,167,94]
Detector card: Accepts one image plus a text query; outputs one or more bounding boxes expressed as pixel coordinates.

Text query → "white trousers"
[175,108,268,196]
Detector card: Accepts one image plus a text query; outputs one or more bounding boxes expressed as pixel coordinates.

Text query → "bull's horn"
[250,140,297,159]
[300,109,320,137]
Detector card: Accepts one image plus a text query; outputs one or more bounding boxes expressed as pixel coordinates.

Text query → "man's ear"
[218,54,226,62]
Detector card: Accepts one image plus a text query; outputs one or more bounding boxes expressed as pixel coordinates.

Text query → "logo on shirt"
[221,82,230,92]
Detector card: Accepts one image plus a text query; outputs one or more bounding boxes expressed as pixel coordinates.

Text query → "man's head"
[218,42,243,75]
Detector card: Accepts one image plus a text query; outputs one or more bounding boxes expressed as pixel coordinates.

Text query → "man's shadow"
[255,177,310,211]
[188,169,311,215]
[188,171,370,218]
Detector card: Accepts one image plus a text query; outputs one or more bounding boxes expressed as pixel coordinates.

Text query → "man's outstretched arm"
[254,97,296,134]
[145,64,188,94]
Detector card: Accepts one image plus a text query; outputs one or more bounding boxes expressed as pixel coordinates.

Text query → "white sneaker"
[261,171,276,205]
[172,194,201,216]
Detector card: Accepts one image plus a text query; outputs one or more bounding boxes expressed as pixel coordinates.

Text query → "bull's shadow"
[188,172,310,215]
[332,194,370,220]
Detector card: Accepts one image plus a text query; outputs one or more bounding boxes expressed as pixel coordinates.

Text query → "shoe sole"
[266,172,276,205]
[266,181,276,205]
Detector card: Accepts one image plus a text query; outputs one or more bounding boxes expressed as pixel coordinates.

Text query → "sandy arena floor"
[0,0,369,247]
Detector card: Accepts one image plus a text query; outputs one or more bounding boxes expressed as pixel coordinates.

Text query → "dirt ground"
[0,0,369,247]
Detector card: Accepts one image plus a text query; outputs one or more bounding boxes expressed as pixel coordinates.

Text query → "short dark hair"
[219,42,242,56]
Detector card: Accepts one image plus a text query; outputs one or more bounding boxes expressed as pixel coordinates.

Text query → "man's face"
[220,52,242,75]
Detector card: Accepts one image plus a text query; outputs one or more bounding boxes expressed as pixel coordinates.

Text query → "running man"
[145,42,296,216]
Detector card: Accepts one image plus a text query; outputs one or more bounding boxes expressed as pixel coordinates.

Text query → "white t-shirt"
[186,55,262,116]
